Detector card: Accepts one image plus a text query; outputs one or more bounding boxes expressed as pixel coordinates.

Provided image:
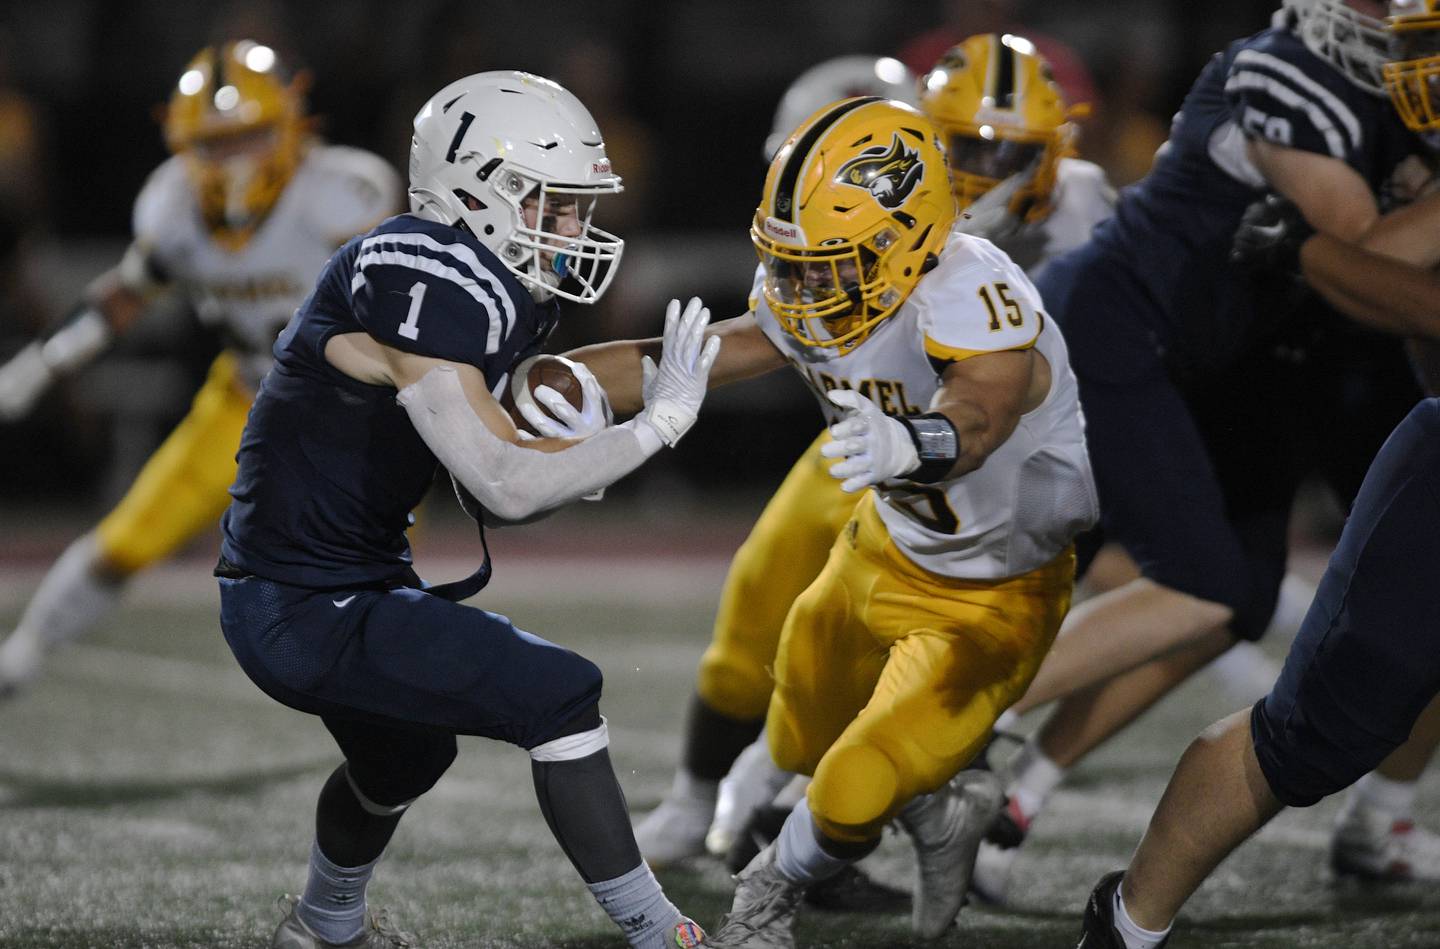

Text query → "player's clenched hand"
[0,343,53,422]
[821,389,920,493]
[1231,193,1314,276]
[638,297,721,446]
[519,362,613,440]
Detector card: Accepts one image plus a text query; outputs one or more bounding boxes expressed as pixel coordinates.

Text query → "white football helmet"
[765,56,917,160]
[1281,0,1390,95]
[409,71,624,304]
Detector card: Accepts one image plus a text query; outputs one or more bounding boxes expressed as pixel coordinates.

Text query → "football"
[501,354,587,434]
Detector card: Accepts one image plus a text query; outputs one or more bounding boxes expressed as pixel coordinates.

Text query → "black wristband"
[896,412,960,483]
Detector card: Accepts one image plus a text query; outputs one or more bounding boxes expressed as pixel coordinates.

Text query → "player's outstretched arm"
[821,348,1039,492]
[568,310,785,416]
[0,267,154,422]
[332,300,723,521]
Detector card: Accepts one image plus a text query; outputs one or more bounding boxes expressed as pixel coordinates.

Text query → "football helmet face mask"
[765,56,917,161]
[918,33,1078,222]
[1282,0,1391,95]
[165,41,307,250]
[1384,0,1440,135]
[408,71,624,305]
[753,98,957,356]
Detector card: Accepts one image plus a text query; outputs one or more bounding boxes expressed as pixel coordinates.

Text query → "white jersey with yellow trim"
[753,224,1097,580]
[992,157,1116,279]
[127,143,402,386]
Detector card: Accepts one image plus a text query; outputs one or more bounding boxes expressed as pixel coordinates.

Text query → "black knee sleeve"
[532,747,642,884]
[682,693,766,781]
[315,764,407,867]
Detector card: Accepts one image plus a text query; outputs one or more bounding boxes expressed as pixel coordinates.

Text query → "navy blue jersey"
[1076,27,1424,373]
[220,215,555,589]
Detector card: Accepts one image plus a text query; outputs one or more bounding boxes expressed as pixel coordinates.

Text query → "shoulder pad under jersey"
[349,216,530,368]
[299,144,405,248]
[1223,29,1368,162]
[913,232,1043,363]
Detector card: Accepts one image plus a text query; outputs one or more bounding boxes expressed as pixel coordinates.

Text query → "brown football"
[501,354,586,434]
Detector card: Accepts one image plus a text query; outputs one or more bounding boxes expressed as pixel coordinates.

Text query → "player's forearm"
[1301,235,1440,341]
[930,397,1021,479]
[566,338,660,416]
[399,366,663,521]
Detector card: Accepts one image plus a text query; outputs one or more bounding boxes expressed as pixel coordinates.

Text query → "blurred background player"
[0,40,401,696]
[633,34,1116,885]
[218,70,713,948]
[967,0,1440,903]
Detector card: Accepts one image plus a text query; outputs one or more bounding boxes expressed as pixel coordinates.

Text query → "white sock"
[1350,772,1417,821]
[0,534,123,686]
[1203,642,1281,706]
[670,767,718,806]
[1112,882,1172,949]
[587,862,687,949]
[772,798,852,885]
[1008,740,1065,822]
[994,709,1020,733]
[297,841,376,944]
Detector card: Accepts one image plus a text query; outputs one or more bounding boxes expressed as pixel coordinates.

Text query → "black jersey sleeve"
[1223,34,1367,163]
[349,228,521,368]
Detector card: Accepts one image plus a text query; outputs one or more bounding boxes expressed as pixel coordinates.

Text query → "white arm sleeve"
[397,366,664,522]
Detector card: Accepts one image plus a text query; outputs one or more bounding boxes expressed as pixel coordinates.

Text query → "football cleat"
[969,841,1018,905]
[803,864,910,913]
[1332,803,1440,882]
[897,769,1004,939]
[985,794,1032,850]
[635,787,715,868]
[725,803,789,875]
[705,843,804,949]
[271,896,418,948]
[1077,870,1169,948]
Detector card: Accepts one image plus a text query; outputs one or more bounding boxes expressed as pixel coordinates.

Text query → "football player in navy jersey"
[949,0,1440,904]
[1075,8,1440,921]
[216,71,714,949]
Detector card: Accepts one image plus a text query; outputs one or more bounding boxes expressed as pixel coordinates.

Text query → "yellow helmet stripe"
[773,96,879,222]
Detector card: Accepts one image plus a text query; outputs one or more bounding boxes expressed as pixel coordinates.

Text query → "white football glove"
[0,343,53,422]
[638,297,721,446]
[820,389,919,493]
[517,362,613,440]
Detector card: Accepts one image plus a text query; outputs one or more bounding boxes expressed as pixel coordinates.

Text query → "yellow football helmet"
[164,41,308,250]
[1385,0,1440,132]
[752,98,956,356]
[918,34,1080,221]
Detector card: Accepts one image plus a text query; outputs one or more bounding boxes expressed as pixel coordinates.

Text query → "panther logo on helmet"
[836,135,925,209]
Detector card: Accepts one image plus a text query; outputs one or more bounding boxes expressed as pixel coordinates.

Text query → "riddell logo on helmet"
[763,217,806,244]
[591,159,611,174]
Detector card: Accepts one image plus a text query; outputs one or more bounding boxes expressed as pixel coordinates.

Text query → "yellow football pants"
[697,432,859,721]
[767,493,1075,843]
[95,352,253,575]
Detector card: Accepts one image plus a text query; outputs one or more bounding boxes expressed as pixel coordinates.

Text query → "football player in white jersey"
[631,36,1117,889]
[0,41,401,695]
[574,94,1097,944]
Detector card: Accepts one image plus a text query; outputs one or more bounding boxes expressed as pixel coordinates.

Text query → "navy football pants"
[219,576,602,804]
[1252,398,1440,807]
[1040,241,1417,639]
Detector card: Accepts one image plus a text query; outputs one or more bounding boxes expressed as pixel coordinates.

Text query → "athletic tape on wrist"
[897,413,959,483]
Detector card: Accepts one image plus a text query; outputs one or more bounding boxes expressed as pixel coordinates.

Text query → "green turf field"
[2,559,1438,948]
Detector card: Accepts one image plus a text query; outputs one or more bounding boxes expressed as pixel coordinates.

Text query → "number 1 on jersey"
[399,281,426,340]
